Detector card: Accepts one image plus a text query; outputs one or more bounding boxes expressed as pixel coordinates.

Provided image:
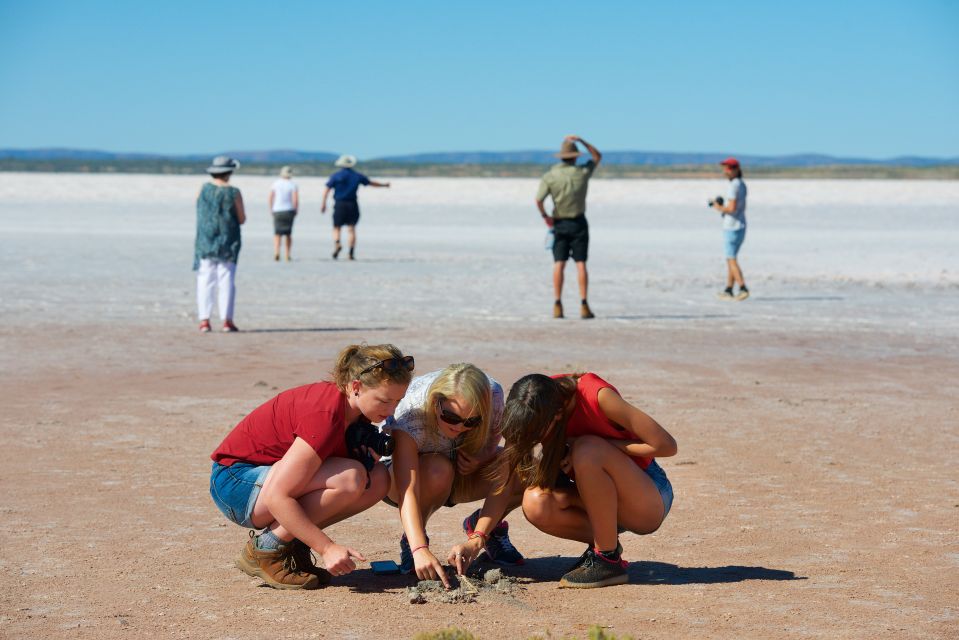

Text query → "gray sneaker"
[559,549,628,589]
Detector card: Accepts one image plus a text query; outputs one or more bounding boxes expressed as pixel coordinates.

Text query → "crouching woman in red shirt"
[466,373,676,589]
[209,343,413,589]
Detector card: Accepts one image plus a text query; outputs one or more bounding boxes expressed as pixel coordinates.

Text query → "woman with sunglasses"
[450,372,676,588]
[209,344,413,590]
[383,363,526,588]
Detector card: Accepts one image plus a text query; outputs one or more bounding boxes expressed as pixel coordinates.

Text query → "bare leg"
[553,261,566,300]
[523,436,666,550]
[284,235,292,260]
[386,453,455,525]
[575,261,589,300]
[273,235,280,260]
[250,457,386,540]
[727,258,745,288]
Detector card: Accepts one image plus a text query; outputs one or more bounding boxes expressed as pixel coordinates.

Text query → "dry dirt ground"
[1,316,957,639]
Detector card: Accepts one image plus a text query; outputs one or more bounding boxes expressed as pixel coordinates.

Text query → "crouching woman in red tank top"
[209,343,413,589]
[497,373,676,588]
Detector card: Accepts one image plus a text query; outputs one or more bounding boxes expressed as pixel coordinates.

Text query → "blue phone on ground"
[370,560,400,575]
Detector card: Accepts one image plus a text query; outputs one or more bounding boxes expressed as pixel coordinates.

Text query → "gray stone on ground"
[483,568,503,584]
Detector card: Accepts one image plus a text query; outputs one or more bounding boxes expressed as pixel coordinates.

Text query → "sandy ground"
[1,175,957,638]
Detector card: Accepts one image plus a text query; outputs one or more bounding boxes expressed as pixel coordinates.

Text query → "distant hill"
[1,147,957,167]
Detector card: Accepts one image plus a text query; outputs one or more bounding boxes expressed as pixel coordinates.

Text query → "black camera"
[708,196,724,208]
[345,421,394,472]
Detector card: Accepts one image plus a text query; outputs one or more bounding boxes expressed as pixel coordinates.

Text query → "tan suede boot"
[235,535,320,590]
[290,539,332,585]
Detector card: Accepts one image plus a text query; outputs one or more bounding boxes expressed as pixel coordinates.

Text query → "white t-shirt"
[723,177,747,231]
[384,369,504,458]
[271,179,298,212]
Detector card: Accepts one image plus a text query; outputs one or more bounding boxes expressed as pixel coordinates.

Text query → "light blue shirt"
[723,177,747,231]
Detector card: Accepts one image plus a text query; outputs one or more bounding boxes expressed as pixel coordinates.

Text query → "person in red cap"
[710,158,749,300]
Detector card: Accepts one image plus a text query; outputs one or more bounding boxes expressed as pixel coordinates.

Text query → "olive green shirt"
[536,160,597,219]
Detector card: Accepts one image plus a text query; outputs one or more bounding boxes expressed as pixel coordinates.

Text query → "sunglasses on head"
[358,355,415,377]
[439,402,482,429]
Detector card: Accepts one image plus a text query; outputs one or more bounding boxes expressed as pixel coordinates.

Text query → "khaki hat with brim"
[207,156,240,174]
[334,155,357,168]
[280,166,293,178]
[554,140,581,159]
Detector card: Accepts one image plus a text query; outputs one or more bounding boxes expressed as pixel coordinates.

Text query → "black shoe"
[348,247,355,261]
[289,539,332,585]
[559,548,628,589]
[332,242,342,259]
[567,541,622,572]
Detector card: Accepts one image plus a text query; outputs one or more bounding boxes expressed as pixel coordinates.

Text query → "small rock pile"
[406,568,522,605]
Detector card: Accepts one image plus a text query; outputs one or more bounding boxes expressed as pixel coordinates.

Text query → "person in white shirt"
[269,166,299,262]
[710,157,749,300]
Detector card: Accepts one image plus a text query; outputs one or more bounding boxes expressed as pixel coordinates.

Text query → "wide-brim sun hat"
[207,156,241,174]
[280,165,293,178]
[334,154,357,168]
[554,139,581,159]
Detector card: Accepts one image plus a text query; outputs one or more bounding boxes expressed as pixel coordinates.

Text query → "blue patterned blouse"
[193,183,242,269]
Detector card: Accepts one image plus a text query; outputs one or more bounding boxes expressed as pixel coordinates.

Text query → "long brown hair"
[499,373,580,490]
[331,343,412,391]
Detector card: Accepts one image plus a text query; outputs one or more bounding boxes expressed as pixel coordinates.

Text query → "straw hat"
[280,165,293,178]
[334,154,357,168]
[206,156,240,174]
[554,140,581,159]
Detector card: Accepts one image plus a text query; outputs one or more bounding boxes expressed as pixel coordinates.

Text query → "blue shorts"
[644,459,674,519]
[210,461,271,527]
[724,228,746,258]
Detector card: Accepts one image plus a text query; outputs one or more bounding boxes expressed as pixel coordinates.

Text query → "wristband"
[410,544,430,555]
[467,531,488,547]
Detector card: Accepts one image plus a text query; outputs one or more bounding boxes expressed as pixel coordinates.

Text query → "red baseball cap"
[719,157,740,168]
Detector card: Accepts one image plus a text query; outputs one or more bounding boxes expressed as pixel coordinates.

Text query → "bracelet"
[467,531,488,547]
[410,544,430,555]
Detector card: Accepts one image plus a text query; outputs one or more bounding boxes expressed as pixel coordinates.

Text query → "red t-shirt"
[555,373,652,469]
[211,382,350,467]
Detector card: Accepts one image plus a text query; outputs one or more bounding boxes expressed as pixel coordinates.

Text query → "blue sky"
[1,0,957,158]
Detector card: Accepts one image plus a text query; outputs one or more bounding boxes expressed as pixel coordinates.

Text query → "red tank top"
[554,373,652,469]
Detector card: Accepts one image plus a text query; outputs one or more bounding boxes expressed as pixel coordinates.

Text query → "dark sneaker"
[463,509,525,566]
[234,535,320,590]
[398,533,428,574]
[289,539,332,585]
[567,541,622,572]
[559,548,628,589]
[553,301,564,318]
[580,301,595,319]
[348,247,355,261]
[332,242,342,260]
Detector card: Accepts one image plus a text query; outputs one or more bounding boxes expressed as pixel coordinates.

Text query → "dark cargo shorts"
[552,215,589,262]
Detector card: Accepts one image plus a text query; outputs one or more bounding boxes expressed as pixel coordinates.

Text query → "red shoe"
[198,319,212,333]
[222,320,239,332]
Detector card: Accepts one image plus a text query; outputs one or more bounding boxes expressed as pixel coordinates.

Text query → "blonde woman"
[210,344,413,589]
[383,364,525,587]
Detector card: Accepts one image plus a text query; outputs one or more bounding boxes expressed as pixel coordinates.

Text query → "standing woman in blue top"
[710,157,749,301]
[194,156,246,333]
[320,155,391,260]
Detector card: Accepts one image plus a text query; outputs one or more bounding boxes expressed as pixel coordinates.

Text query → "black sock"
[555,299,562,305]
[740,285,748,292]
[581,299,588,305]
[596,546,621,562]
[725,286,734,294]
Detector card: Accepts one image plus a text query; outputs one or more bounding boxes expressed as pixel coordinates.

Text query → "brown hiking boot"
[581,301,595,319]
[234,534,320,590]
[290,539,332,585]
[553,301,564,318]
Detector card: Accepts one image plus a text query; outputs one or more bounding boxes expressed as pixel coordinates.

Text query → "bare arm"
[392,430,450,587]
[258,438,366,574]
[292,189,299,212]
[448,456,518,575]
[596,388,677,457]
[567,135,602,166]
[268,189,274,212]
[234,193,246,225]
[536,198,553,227]
[320,187,331,213]
[713,198,737,214]
[369,180,391,188]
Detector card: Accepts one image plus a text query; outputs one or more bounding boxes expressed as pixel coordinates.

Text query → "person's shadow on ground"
[513,556,805,585]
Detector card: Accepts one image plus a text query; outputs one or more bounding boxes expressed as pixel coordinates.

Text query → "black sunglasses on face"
[358,355,415,377]
[439,403,482,429]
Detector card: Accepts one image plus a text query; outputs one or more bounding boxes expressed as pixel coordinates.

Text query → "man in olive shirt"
[536,135,602,319]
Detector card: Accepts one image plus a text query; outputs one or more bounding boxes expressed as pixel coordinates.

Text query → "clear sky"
[1,0,957,159]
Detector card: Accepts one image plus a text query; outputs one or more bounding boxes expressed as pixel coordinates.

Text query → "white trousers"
[196,259,236,321]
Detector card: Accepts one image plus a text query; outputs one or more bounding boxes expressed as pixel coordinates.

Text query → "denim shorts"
[724,228,746,258]
[644,459,674,519]
[210,461,271,528]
